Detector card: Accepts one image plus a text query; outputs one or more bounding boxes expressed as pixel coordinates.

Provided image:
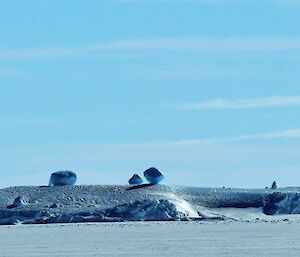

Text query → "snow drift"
[105,199,199,221]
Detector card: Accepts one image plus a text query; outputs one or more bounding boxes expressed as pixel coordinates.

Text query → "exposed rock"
[263,192,286,215]
[7,196,29,209]
[49,170,77,186]
[264,192,300,215]
[128,174,143,185]
[144,167,165,184]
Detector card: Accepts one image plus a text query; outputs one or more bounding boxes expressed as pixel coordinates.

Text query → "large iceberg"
[129,174,143,185]
[49,170,77,186]
[144,167,165,184]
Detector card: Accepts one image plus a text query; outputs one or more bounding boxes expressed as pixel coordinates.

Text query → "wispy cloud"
[113,0,300,6]
[113,0,231,3]
[158,128,300,145]
[85,128,300,148]
[174,96,300,110]
[237,129,300,141]
[0,37,300,61]
[110,0,300,9]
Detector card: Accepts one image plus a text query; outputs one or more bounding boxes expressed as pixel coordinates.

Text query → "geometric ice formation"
[128,174,143,185]
[6,196,29,209]
[49,170,77,186]
[144,167,165,184]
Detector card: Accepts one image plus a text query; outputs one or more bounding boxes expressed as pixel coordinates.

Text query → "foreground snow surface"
[1,222,300,257]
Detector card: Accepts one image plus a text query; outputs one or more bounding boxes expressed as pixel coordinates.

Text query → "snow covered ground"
[1,185,300,256]
[1,185,300,224]
[1,222,300,257]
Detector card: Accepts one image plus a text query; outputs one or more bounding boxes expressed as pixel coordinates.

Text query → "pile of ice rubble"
[1,185,300,225]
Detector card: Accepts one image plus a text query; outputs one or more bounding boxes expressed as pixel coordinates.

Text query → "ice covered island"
[1,168,300,225]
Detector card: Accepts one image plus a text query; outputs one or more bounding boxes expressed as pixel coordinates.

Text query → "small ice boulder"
[271,181,278,190]
[129,174,143,185]
[7,196,29,209]
[144,167,165,184]
[49,170,77,186]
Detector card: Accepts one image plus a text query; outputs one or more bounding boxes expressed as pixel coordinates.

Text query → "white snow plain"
[1,222,300,257]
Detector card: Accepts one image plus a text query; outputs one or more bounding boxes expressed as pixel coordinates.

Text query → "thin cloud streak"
[1,37,300,61]
[165,128,300,146]
[3,128,298,152]
[238,129,300,141]
[114,0,300,6]
[85,128,300,147]
[175,96,300,110]
[114,0,231,3]
[117,128,300,146]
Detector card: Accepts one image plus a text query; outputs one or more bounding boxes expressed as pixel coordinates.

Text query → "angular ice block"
[144,167,165,184]
[129,174,143,185]
[49,170,77,186]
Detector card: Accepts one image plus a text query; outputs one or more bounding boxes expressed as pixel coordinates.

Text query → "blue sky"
[1,0,300,188]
